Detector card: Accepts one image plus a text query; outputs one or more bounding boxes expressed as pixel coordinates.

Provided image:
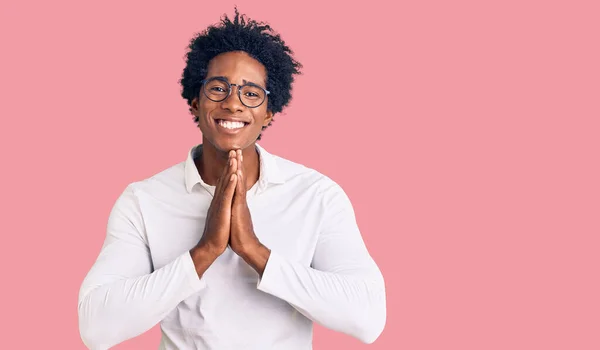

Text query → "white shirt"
[78,143,386,350]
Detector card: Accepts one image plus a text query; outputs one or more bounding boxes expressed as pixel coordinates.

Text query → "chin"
[207,134,256,153]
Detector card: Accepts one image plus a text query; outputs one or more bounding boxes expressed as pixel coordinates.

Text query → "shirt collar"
[184,143,284,193]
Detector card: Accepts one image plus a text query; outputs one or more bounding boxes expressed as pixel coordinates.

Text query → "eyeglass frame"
[200,76,270,108]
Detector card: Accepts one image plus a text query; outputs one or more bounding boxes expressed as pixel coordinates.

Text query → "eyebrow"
[210,76,265,88]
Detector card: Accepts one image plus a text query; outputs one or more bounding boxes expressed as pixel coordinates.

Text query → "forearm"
[252,249,386,344]
[78,251,208,349]
[239,242,270,277]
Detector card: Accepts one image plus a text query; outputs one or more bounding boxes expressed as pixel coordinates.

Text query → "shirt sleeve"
[77,185,206,350]
[256,184,387,344]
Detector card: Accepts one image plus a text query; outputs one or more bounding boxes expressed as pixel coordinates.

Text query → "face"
[191,51,273,153]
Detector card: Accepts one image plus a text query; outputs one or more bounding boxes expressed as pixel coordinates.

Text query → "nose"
[220,85,244,113]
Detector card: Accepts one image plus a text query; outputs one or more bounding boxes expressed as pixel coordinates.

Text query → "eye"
[241,85,263,100]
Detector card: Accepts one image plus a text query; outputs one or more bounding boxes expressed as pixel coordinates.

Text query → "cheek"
[197,99,217,119]
[252,110,270,126]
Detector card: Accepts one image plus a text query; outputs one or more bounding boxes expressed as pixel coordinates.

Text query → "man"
[78,9,386,350]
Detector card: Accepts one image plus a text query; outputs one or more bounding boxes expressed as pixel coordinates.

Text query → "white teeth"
[218,120,245,129]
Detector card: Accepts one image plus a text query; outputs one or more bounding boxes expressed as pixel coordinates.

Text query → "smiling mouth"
[216,119,249,130]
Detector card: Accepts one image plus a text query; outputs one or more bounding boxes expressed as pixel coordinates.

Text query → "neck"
[195,138,261,189]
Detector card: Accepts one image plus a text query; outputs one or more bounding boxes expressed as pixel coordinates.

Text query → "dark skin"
[189,51,272,278]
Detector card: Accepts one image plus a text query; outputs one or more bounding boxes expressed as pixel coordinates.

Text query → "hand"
[196,150,238,257]
[229,149,261,257]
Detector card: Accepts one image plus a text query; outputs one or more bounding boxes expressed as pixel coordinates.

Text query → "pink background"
[1,0,599,349]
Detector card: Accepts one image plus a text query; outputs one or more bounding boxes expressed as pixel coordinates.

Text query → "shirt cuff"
[256,249,284,294]
[180,250,207,292]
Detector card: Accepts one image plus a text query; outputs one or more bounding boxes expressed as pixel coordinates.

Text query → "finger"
[235,148,242,180]
[230,149,236,164]
[237,150,246,193]
[221,173,237,209]
[219,157,237,198]
[217,150,237,188]
[237,149,243,179]
[235,161,245,202]
[235,169,243,200]
[229,150,238,176]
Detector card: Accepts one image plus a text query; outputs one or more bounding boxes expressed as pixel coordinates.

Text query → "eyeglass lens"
[203,78,266,107]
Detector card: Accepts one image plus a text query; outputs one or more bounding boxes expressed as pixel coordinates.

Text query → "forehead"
[206,51,267,85]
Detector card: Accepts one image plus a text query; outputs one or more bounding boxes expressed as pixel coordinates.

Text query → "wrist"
[239,241,270,277]
[196,240,226,258]
[190,244,221,277]
[238,239,263,260]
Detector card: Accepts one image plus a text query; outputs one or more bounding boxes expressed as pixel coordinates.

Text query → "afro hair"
[179,8,302,139]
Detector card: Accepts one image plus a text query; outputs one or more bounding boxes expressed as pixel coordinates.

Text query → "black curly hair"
[179,8,302,140]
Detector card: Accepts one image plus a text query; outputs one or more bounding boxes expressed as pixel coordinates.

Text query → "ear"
[191,97,200,114]
[263,110,274,127]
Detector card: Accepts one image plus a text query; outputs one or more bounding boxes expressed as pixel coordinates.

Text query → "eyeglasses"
[200,77,270,108]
